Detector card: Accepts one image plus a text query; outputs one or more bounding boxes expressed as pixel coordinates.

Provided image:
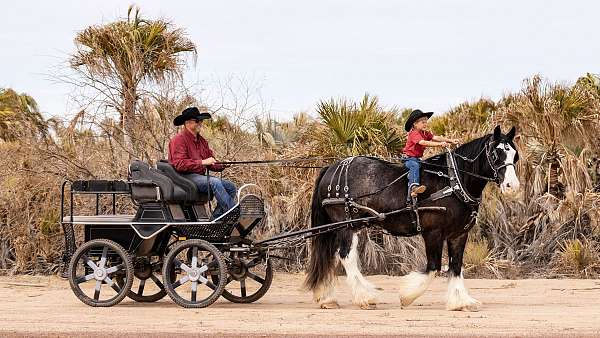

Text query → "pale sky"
[1,0,598,120]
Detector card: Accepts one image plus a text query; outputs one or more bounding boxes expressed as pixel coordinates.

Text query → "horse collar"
[446,152,481,208]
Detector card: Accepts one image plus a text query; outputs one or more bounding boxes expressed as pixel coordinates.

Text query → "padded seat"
[157,160,211,203]
[129,160,188,202]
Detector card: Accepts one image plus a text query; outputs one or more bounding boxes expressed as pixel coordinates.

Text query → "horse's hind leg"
[446,232,481,311]
[398,230,442,307]
[314,277,338,309]
[338,231,377,309]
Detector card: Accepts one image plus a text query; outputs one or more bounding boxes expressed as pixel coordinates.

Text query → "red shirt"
[168,129,224,174]
[402,129,434,158]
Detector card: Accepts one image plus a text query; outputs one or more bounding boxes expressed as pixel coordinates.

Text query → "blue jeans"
[184,174,237,217]
[403,157,421,188]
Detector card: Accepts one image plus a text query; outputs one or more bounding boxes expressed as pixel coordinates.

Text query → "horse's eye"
[504,144,510,151]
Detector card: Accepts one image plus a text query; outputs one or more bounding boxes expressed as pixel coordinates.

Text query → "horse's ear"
[493,125,502,140]
[507,126,516,140]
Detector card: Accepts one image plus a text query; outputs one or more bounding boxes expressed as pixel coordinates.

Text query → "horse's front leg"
[446,232,481,311]
[338,232,378,309]
[398,229,442,307]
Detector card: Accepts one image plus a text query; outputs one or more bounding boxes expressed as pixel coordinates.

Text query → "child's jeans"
[403,156,421,189]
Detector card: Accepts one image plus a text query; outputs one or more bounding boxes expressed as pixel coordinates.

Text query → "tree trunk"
[121,81,137,157]
[547,149,564,198]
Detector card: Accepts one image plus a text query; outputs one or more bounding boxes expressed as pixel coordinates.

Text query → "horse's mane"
[423,134,492,166]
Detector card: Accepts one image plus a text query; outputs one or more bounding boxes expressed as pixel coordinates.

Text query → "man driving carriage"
[169,107,237,217]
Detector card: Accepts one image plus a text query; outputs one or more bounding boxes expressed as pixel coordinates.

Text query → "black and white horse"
[304,126,519,311]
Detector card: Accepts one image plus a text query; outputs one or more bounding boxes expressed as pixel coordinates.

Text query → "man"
[169,107,236,217]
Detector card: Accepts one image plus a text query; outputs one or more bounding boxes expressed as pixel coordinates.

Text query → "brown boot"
[410,185,427,198]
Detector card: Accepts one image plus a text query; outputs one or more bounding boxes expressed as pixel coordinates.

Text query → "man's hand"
[202,157,217,166]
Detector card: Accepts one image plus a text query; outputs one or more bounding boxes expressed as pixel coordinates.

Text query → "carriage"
[61,159,273,308]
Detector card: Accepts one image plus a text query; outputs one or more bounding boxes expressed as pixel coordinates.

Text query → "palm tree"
[315,94,404,156]
[0,88,47,141]
[70,5,196,153]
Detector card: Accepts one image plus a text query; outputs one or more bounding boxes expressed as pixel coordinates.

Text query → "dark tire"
[163,240,226,308]
[116,257,174,303]
[68,239,133,307]
[213,252,273,303]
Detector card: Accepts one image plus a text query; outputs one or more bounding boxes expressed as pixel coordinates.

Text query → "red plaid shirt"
[168,129,224,174]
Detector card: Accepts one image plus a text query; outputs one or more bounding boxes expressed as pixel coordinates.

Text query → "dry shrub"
[2,74,600,279]
[551,239,600,277]
[463,237,509,278]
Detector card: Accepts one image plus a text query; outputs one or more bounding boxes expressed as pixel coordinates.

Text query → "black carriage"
[60,160,272,308]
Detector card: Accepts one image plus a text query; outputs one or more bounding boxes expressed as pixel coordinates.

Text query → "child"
[402,110,460,200]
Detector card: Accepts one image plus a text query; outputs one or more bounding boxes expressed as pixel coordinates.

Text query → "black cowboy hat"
[404,109,434,132]
[173,107,212,126]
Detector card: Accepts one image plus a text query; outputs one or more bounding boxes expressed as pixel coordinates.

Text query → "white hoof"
[446,273,481,311]
[398,271,435,307]
[320,301,340,309]
[446,295,482,312]
[352,287,378,309]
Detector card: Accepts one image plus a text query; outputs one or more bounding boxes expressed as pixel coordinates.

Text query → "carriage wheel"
[162,239,226,308]
[68,239,133,307]
[116,257,175,303]
[212,251,273,303]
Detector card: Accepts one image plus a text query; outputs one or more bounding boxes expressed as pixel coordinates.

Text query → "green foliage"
[39,210,60,236]
[70,6,196,84]
[315,93,404,156]
[0,88,47,141]
[555,239,599,274]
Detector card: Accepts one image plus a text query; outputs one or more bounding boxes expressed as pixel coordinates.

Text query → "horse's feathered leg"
[446,232,481,311]
[338,232,377,309]
[398,230,442,307]
[304,166,340,309]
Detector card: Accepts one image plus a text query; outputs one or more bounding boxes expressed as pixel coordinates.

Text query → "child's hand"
[440,141,450,147]
[449,139,461,145]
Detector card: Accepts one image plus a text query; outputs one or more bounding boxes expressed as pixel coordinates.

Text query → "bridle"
[450,139,516,184]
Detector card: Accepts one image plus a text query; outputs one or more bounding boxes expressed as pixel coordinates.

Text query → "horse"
[304,126,520,311]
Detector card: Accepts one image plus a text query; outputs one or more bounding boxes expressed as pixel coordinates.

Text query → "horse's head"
[488,125,520,194]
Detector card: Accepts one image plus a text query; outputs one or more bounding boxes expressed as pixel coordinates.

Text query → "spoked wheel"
[163,239,226,308]
[116,257,174,303]
[213,250,273,303]
[68,239,133,307]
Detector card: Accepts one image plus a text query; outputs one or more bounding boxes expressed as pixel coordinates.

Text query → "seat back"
[129,160,186,202]
[157,160,211,203]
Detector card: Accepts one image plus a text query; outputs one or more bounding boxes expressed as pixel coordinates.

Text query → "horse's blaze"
[498,143,520,194]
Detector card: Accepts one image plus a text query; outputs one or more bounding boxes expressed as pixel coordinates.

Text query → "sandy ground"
[1,273,600,337]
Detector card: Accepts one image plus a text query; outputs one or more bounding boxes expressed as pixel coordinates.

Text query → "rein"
[216,157,339,169]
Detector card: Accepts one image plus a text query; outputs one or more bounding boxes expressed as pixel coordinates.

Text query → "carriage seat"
[157,160,210,203]
[129,160,193,203]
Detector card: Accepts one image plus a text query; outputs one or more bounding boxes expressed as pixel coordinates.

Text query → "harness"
[321,139,515,234]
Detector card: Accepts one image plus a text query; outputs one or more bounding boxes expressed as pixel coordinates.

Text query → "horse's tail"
[304,166,337,292]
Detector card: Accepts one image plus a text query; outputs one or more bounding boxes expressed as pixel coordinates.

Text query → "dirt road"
[1,274,599,337]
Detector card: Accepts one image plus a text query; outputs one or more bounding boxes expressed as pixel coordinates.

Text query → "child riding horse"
[304,126,519,311]
[402,109,460,200]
